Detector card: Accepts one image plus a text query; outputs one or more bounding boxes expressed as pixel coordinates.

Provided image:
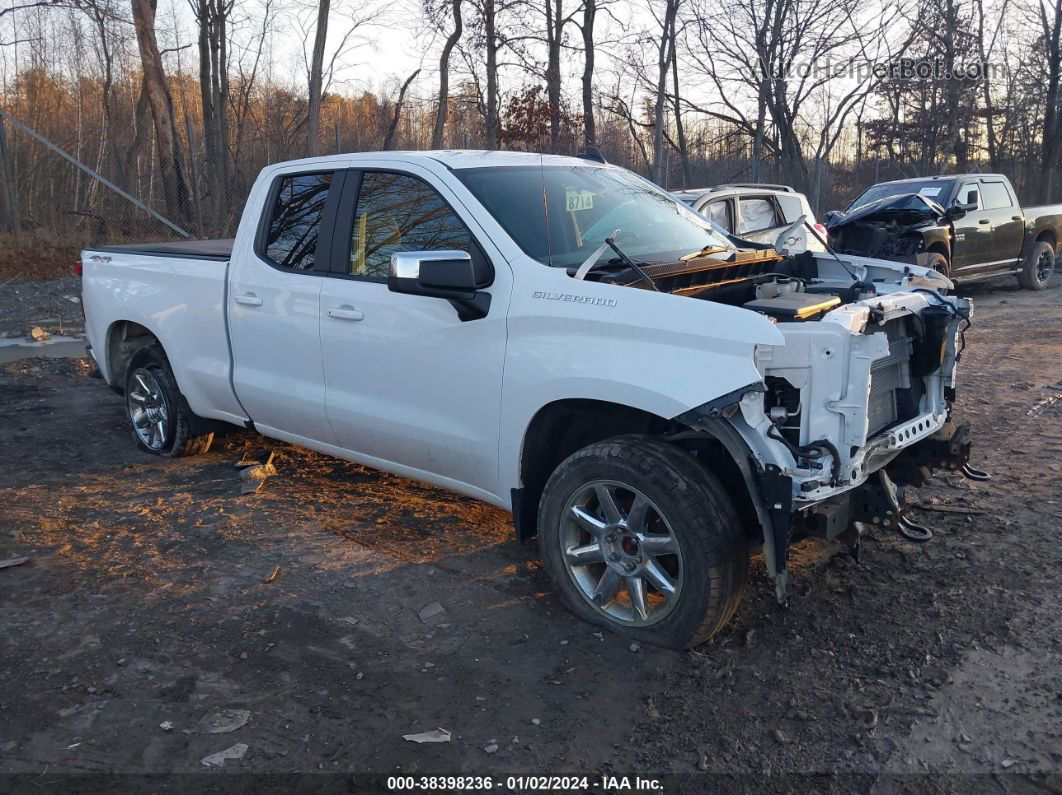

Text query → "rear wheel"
[538,435,748,649]
[125,345,214,457]
[1018,240,1054,290]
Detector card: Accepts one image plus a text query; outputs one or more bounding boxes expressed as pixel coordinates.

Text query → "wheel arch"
[512,399,770,554]
[105,319,164,393]
[1034,229,1056,249]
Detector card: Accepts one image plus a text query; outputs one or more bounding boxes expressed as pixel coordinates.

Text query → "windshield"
[848,180,955,211]
[456,165,734,267]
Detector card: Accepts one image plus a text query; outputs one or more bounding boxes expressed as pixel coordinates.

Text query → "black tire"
[538,435,748,649]
[924,252,950,279]
[1018,240,1055,291]
[125,345,214,457]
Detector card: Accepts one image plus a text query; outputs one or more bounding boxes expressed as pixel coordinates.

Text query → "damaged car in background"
[82,152,982,649]
[827,173,1061,290]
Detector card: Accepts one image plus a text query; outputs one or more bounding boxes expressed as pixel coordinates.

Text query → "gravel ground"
[0,275,1058,791]
[0,275,85,338]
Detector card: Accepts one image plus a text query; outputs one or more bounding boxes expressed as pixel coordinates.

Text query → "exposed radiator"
[867,320,913,436]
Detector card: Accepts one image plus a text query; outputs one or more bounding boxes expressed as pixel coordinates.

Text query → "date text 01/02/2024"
[385,775,663,791]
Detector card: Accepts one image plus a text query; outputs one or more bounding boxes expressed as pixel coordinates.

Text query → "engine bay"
[584,248,875,322]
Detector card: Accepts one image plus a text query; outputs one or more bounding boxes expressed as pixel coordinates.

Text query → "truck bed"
[93,238,234,261]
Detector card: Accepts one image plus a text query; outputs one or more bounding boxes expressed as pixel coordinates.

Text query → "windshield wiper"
[682,243,731,260]
[603,237,661,291]
[573,230,660,291]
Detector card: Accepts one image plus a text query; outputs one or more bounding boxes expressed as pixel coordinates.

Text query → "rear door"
[227,166,344,443]
[733,194,786,245]
[697,198,733,233]
[978,178,1024,265]
[316,162,511,497]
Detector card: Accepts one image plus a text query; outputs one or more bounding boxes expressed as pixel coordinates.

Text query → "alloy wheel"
[127,368,170,450]
[559,480,684,626]
[1037,249,1054,283]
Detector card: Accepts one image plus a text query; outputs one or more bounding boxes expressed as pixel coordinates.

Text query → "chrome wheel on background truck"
[538,435,748,649]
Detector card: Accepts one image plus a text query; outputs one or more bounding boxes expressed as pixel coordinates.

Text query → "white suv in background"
[673,183,827,251]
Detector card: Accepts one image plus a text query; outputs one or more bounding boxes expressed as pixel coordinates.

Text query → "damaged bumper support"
[683,290,973,602]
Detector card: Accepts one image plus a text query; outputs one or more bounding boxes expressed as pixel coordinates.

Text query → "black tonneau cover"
[93,238,234,261]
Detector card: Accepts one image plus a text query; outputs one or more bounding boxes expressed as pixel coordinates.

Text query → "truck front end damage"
[680,284,973,600]
[825,193,951,266]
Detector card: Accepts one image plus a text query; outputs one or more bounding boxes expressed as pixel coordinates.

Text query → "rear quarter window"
[980,181,1013,210]
[262,172,335,270]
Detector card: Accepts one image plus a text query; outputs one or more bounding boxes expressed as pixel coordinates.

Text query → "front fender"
[498,261,783,495]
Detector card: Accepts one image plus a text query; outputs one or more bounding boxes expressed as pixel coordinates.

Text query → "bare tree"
[385,69,422,149]
[430,0,463,148]
[306,0,330,156]
[543,0,577,152]
[130,0,194,226]
[1039,0,1062,201]
[651,0,679,184]
[579,0,596,146]
[191,0,232,218]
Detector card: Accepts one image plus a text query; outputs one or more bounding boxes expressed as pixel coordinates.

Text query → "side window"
[264,172,334,270]
[349,172,473,279]
[737,197,779,233]
[706,200,731,231]
[956,183,980,209]
[980,181,1012,210]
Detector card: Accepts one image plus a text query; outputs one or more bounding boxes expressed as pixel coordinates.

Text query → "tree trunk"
[484,0,499,149]
[432,0,462,149]
[1040,0,1062,202]
[581,0,596,148]
[130,0,194,228]
[307,0,331,156]
[386,69,421,150]
[668,12,689,186]
[196,0,231,226]
[652,0,679,185]
[545,0,562,152]
[750,92,765,182]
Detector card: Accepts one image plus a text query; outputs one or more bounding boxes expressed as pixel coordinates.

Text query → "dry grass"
[0,234,82,282]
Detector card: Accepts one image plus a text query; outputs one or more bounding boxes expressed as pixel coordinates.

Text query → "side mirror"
[946,203,973,220]
[823,210,842,225]
[388,250,490,321]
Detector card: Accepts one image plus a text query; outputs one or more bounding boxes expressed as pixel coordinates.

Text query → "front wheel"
[538,435,748,649]
[1018,240,1055,290]
[924,252,950,279]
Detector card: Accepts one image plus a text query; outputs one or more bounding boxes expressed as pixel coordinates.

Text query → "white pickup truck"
[82,151,977,649]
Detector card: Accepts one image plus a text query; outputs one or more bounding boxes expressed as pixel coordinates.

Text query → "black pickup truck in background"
[825,174,1061,290]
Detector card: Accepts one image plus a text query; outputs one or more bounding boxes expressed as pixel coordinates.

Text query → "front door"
[318,165,511,498]
[950,181,992,272]
[228,167,342,444]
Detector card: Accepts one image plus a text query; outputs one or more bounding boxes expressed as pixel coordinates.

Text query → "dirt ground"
[0,275,1059,791]
[0,275,84,339]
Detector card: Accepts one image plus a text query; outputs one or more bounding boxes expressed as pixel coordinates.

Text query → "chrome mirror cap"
[390,249,472,280]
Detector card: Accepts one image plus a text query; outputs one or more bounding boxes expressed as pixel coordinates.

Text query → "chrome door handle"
[978,219,990,225]
[235,293,263,307]
[327,305,364,321]
[1012,215,1022,221]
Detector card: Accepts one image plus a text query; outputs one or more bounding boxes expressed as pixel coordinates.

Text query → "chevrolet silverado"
[82,151,977,649]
